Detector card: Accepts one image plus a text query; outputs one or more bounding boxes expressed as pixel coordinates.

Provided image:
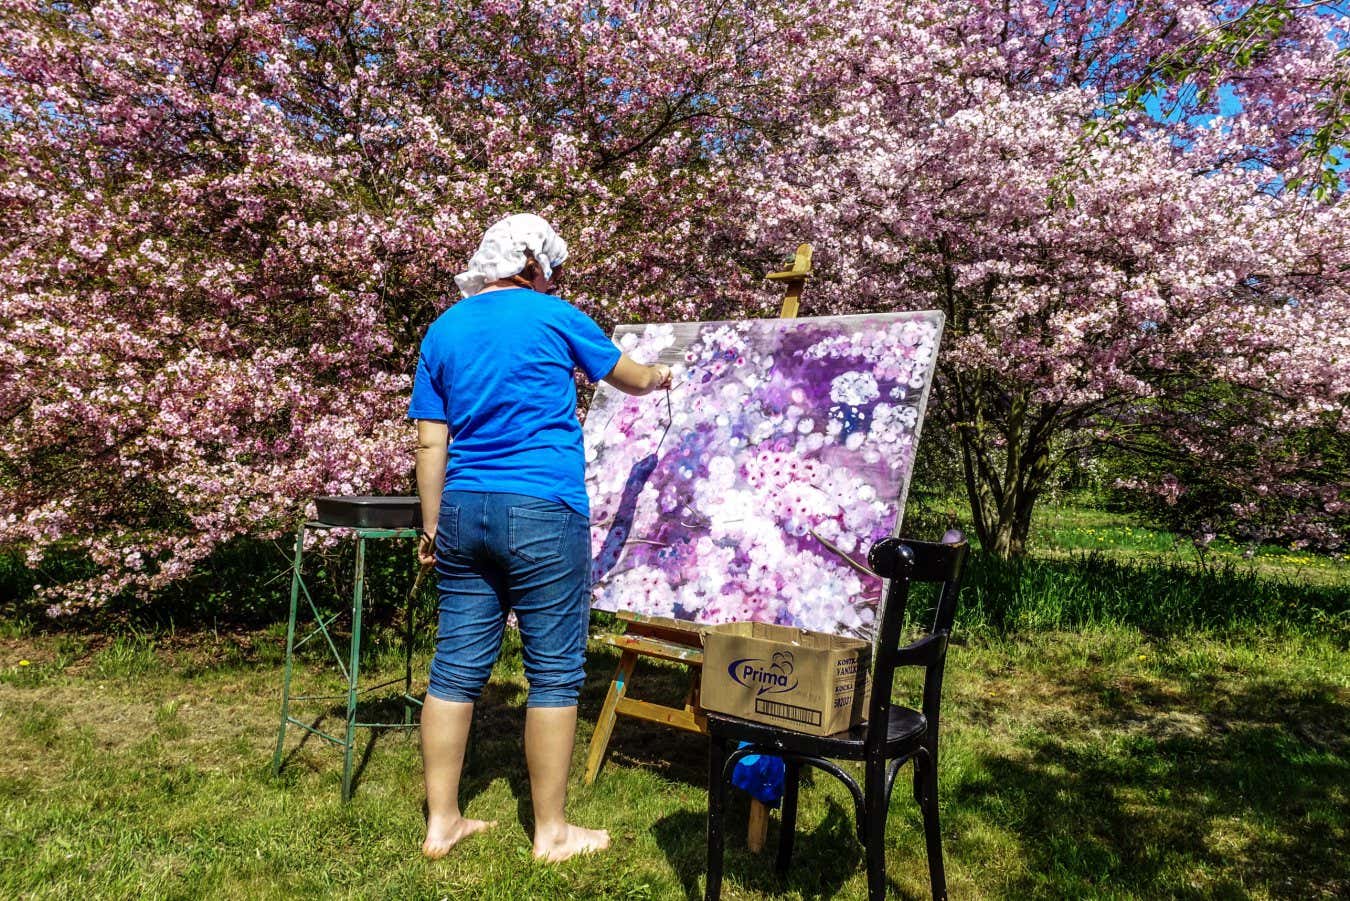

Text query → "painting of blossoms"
[585,311,944,639]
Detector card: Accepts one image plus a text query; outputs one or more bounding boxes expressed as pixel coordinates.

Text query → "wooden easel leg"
[748,799,770,853]
[584,649,638,785]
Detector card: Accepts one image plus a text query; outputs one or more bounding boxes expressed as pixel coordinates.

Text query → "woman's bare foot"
[422,814,496,859]
[532,823,611,862]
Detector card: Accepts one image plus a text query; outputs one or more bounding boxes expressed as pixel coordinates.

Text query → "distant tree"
[1104,381,1349,551]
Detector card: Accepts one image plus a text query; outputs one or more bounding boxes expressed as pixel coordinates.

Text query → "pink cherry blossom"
[1,1,1345,607]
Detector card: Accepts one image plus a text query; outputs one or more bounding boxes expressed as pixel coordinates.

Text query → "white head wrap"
[454,213,569,298]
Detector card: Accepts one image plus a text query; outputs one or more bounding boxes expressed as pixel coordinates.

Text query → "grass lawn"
[1,504,1346,898]
[1025,504,1348,589]
[1,621,1346,900]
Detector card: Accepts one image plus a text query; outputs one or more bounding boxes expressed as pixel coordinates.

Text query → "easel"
[584,244,814,853]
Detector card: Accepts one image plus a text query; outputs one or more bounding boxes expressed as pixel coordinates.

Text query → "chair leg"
[706,735,729,901]
[864,756,888,901]
[916,752,947,900]
[776,760,800,874]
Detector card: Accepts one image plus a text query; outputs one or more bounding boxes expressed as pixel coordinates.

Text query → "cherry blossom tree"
[747,0,1349,557]
[1108,0,1350,198]
[0,0,816,607]
[2,0,1346,607]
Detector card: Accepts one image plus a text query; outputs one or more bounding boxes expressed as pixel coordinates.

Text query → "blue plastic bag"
[730,742,785,807]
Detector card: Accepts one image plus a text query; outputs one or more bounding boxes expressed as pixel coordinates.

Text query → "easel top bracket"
[764,243,813,283]
[764,243,812,320]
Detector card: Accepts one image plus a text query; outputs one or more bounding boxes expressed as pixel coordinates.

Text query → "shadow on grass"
[652,799,865,901]
[275,694,420,796]
[578,642,708,788]
[457,681,537,833]
[950,665,1349,898]
[577,624,1347,898]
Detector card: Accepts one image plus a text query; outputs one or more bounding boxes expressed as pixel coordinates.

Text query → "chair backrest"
[862,535,969,754]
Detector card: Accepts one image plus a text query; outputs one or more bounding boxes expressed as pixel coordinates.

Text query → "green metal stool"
[272,510,426,801]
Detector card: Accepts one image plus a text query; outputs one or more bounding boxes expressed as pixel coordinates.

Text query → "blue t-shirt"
[407,288,621,516]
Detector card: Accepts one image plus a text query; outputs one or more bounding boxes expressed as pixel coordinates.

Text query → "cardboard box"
[700,622,871,737]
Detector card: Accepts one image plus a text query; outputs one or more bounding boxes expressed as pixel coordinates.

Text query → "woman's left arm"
[415,419,449,565]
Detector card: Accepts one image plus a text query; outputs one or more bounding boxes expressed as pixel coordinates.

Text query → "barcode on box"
[755,698,822,727]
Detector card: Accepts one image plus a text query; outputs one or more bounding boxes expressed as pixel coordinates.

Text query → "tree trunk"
[949,375,1057,559]
[933,247,1062,558]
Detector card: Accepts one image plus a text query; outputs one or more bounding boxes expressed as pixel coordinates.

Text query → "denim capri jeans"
[429,490,591,708]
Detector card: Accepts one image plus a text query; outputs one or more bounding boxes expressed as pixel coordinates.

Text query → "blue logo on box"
[728,650,797,696]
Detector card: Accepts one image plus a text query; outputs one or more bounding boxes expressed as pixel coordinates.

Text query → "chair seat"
[706,705,927,761]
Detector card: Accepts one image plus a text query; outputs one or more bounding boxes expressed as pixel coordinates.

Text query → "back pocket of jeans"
[435,506,459,555]
[508,506,568,563]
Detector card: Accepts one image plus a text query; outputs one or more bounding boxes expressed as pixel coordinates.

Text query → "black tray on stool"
[314,496,421,529]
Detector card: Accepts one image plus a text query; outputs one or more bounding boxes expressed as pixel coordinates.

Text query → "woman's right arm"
[415,419,449,565]
[603,355,672,396]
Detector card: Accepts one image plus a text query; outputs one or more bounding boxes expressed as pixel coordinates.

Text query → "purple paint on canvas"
[585,312,944,639]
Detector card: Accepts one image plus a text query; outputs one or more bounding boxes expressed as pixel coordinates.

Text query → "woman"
[409,214,670,862]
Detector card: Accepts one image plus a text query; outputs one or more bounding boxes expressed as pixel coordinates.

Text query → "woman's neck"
[482,275,534,292]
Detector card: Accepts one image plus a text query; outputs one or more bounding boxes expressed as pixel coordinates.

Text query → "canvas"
[585,311,944,639]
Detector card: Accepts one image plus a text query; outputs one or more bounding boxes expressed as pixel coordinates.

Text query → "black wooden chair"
[704,535,969,901]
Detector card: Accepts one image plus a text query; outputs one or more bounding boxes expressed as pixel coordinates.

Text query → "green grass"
[890,498,1348,638]
[0,503,1346,897]
[955,552,1347,638]
[1,623,1346,900]
[895,495,1349,588]
[1026,504,1348,588]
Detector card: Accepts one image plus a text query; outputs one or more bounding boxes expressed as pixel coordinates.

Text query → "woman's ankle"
[531,819,569,843]
[426,808,463,825]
